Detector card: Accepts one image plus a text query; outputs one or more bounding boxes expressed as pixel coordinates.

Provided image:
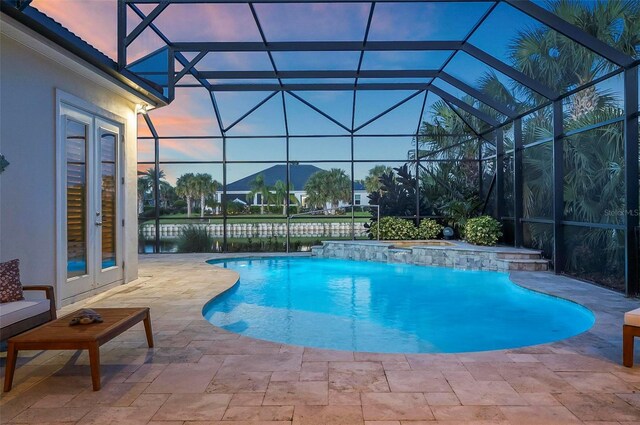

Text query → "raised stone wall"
[312,241,548,272]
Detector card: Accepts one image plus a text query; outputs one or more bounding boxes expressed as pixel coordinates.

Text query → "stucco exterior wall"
[0,21,142,304]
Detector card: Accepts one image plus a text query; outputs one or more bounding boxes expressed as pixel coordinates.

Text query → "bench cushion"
[0,259,24,303]
[0,300,50,327]
[624,307,640,327]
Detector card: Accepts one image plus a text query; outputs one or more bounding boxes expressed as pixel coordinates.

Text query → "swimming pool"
[203,257,594,353]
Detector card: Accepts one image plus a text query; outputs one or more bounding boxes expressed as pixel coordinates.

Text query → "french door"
[61,105,123,299]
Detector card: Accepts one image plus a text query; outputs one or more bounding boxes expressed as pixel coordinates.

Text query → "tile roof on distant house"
[227,164,365,192]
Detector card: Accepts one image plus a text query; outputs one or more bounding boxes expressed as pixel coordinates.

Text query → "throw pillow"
[0,259,24,303]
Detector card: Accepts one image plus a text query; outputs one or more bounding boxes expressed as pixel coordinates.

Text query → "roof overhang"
[1,1,169,108]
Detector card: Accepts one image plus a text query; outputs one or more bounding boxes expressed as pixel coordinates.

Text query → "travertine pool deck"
[1,253,640,424]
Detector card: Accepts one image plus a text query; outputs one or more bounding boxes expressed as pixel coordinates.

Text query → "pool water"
[203,257,594,353]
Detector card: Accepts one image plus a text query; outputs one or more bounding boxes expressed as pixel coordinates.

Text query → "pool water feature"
[203,257,594,353]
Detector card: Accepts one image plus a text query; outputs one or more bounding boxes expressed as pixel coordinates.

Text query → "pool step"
[496,252,543,260]
[498,258,549,271]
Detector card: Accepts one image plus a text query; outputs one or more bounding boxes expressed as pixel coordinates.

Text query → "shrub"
[438,197,483,237]
[172,200,187,213]
[416,219,443,240]
[226,202,247,215]
[226,237,287,253]
[464,216,503,246]
[141,206,174,218]
[177,225,214,252]
[369,217,417,240]
[141,206,155,218]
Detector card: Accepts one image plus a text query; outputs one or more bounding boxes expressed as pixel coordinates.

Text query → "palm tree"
[137,176,149,214]
[143,167,166,183]
[510,1,638,114]
[193,173,208,218]
[304,169,351,213]
[521,107,554,221]
[325,168,352,211]
[304,171,327,210]
[158,182,176,209]
[469,0,639,119]
[210,179,222,214]
[138,168,173,210]
[364,165,393,194]
[192,173,221,218]
[247,173,271,214]
[175,173,198,217]
[414,99,483,214]
[413,99,479,160]
[272,180,294,215]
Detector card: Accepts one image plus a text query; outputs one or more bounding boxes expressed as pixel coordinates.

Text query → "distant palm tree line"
[138,169,220,218]
[176,173,221,218]
[138,166,378,217]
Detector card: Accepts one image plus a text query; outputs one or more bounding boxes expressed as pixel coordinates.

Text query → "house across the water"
[225,164,369,209]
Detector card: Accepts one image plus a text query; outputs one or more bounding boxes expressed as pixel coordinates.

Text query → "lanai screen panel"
[22,0,640,294]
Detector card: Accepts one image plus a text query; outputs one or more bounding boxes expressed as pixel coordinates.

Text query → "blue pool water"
[203,257,594,353]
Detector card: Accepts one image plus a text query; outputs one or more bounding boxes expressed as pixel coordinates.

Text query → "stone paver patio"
[1,253,640,424]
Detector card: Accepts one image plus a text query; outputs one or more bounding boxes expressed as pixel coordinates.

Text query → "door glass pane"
[101,130,117,269]
[66,119,87,278]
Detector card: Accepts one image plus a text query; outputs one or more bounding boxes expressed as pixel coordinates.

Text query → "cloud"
[31,1,261,64]
[369,3,494,42]
[152,3,261,42]
[127,26,166,64]
[272,51,360,71]
[137,138,154,162]
[254,3,370,41]
[137,115,153,138]
[226,121,256,137]
[214,91,276,126]
[148,88,220,136]
[32,0,117,59]
[197,52,274,72]
[361,51,453,71]
[150,115,218,136]
[30,0,484,146]
[160,139,222,162]
[368,3,438,41]
[136,120,224,163]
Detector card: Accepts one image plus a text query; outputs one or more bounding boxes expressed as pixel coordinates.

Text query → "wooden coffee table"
[3,307,153,392]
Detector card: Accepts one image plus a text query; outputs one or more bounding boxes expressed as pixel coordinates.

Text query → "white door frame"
[94,118,123,287]
[56,90,127,305]
[59,107,95,297]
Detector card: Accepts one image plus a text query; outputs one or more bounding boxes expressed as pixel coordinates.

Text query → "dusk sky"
[32,0,622,184]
